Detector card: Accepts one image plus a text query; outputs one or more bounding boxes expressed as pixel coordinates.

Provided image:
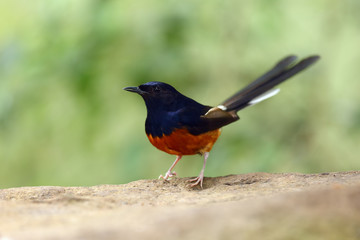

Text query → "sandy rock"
[0,171,360,240]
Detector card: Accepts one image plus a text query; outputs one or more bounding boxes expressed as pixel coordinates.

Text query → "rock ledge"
[1,171,360,240]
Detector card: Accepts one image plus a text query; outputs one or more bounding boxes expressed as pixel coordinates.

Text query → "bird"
[123,55,320,188]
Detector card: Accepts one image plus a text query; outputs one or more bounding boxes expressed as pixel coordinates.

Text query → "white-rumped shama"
[124,55,320,188]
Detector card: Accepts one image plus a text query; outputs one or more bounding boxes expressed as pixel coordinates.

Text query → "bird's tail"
[218,55,320,113]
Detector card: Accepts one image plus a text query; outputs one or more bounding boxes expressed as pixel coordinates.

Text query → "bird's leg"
[188,152,209,188]
[159,155,182,181]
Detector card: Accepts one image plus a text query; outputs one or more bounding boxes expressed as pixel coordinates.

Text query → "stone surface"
[0,171,360,240]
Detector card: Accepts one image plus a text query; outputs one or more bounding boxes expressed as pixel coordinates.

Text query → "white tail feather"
[249,88,280,105]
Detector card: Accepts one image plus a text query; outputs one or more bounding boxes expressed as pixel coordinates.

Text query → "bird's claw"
[187,175,204,188]
[159,171,177,181]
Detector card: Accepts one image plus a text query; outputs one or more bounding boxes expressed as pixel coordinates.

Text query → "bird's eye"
[154,86,160,92]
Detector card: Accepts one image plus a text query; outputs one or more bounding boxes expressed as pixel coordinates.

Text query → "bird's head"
[123,81,183,111]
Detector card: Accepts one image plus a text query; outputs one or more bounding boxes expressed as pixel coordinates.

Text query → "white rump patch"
[217,105,227,111]
[249,88,280,105]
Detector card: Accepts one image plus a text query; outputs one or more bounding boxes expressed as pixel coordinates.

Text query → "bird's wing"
[177,106,239,135]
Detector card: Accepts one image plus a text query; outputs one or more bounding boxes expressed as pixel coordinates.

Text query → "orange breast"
[147,128,221,156]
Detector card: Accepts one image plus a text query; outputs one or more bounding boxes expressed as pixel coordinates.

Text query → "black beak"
[123,86,144,94]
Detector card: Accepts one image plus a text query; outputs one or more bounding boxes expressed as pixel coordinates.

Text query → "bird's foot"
[159,171,177,181]
[187,173,204,188]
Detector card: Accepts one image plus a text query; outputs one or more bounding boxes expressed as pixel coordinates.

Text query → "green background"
[0,0,359,188]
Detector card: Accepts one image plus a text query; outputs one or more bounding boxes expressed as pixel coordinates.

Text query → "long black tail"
[220,55,320,112]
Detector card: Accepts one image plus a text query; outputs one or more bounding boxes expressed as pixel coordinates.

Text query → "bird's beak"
[123,86,144,94]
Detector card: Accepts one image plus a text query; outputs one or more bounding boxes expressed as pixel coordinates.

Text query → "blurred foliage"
[0,0,359,188]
